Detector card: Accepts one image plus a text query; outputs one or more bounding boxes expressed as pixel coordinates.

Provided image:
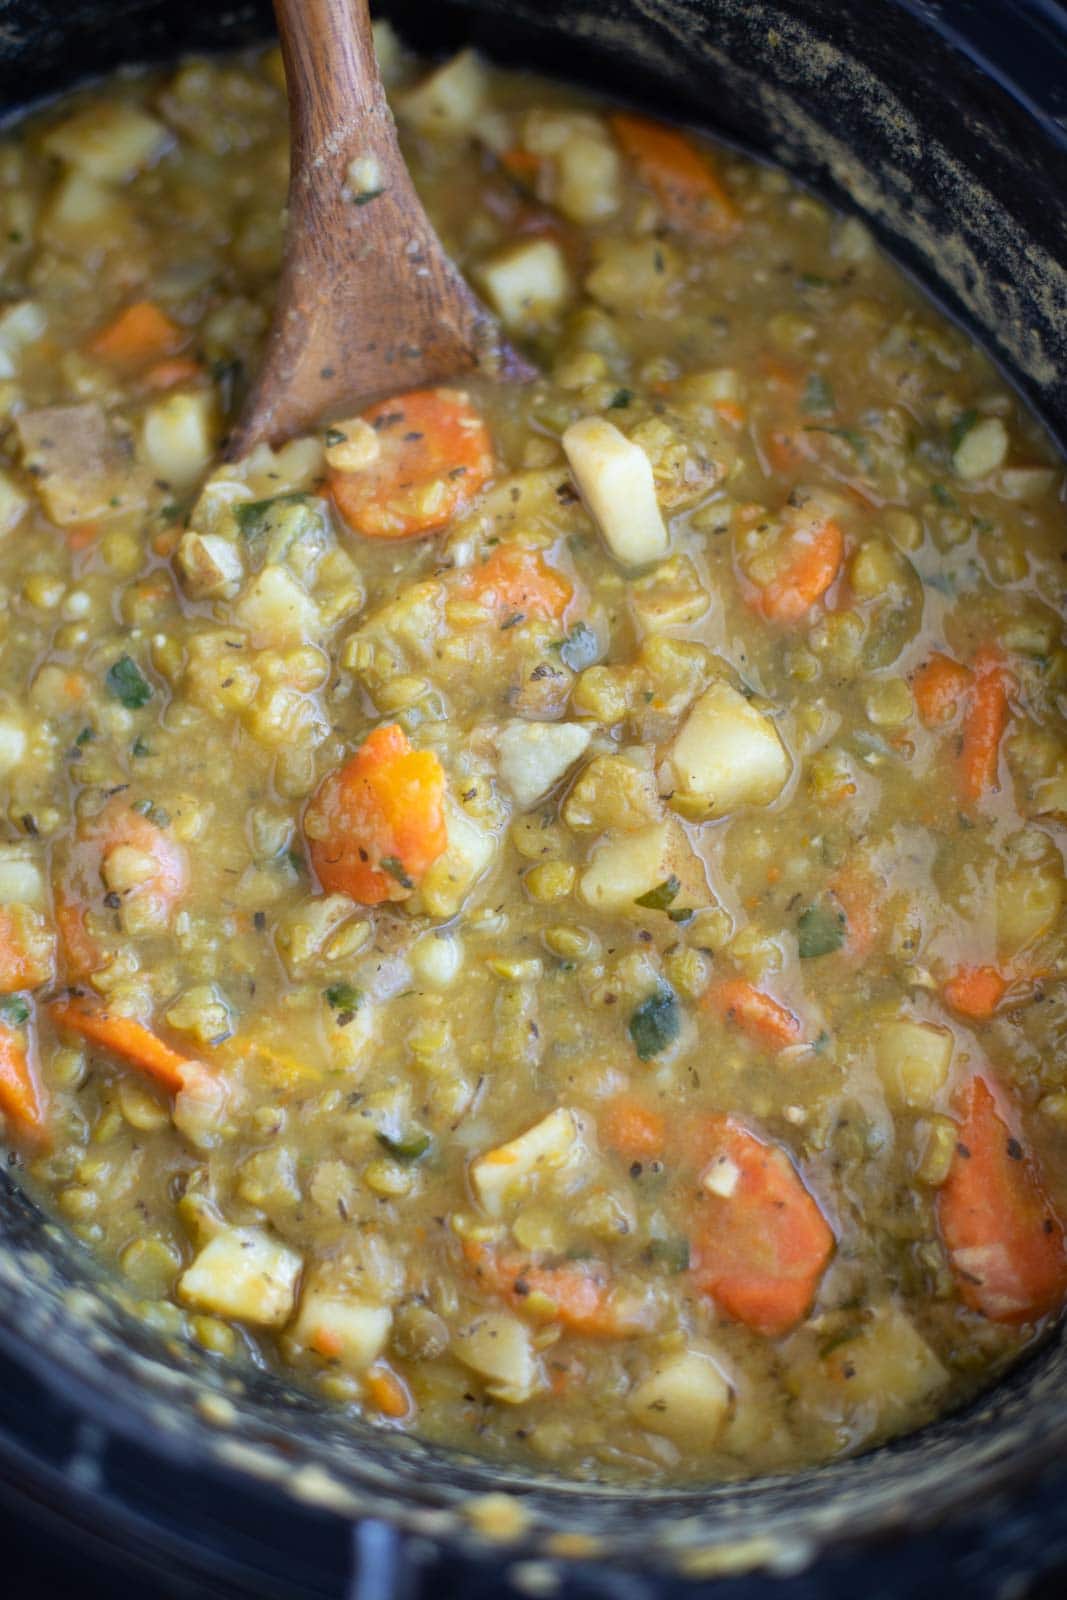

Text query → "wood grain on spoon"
[227,0,533,459]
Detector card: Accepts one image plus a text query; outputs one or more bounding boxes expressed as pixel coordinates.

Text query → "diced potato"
[397,49,488,136]
[578,818,710,916]
[0,847,44,907]
[660,682,789,818]
[178,1227,302,1326]
[453,1311,541,1403]
[0,469,29,535]
[875,1019,953,1109]
[43,101,167,182]
[16,403,140,526]
[478,238,571,330]
[41,171,134,248]
[0,301,46,380]
[234,565,320,648]
[416,797,496,918]
[996,836,1065,957]
[562,417,668,568]
[496,720,591,809]
[177,530,245,599]
[585,237,681,312]
[555,133,622,225]
[629,555,710,634]
[0,712,27,778]
[563,749,663,833]
[953,416,1008,480]
[470,1106,582,1217]
[142,391,216,489]
[627,1350,732,1445]
[995,466,1058,502]
[787,1305,947,1431]
[292,1291,392,1371]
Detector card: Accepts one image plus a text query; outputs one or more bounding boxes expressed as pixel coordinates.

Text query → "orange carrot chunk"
[463,1240,649,1339]
[942,965,1008,1020]
[600,1094,667,1161]
[912,652,973,727]
[610,112,741,240]
[88,299,183,366]
[0,903,56,994]
[364,1364,412,1418]
[330,388,494,540]
[959,644,1011,804]
[142,356,204,391]
[690,1116,834,1336]
[304,723,447,907]
[743,510,844,624]
[939,1076,1067,1323]
[0,1022,47,1143]
[706,979,802,1051]
[49,1000,199,1095]
[461,545,573,624]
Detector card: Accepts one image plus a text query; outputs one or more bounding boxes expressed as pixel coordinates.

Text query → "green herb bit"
[234,492,309,540]
[106,655,152,710]
[948,408,979,453]
[376,1126,432,1161]
[629,986,681,1061]
[648,1236,690,1273]
[931,482,957,509]
[131,737,151,758]
[607,388,634,410]
[559,621,600,672]
[325,982,363,1013]
[380,855,414,889]
[287,848,306,874]
[325,427,347,446]
[801,373,835,415]
[634,875,680,912]
[797,901,846,959]
[353,187,386,207]
[0,995,31,1027]
[75,726,94,747]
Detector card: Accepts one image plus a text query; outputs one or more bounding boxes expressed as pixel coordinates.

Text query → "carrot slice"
[329,388,494,539]
[461,546,573,624]
[912,652,973,727]
[942,965,1008,1021]
[959,645,1011,804]
[741,506,844,624]
[600,1094,667,1161]
[610,112,741,240]
[364,1364,412,1418]
[49,1000,198,1095]
[0,1022,47,1143]
[304,723,447,907]
[0,904,55,994]
[88,299,183,366]
[939,1076,1067,1323]
[706,979,802,1051]
[690,1116,834,1336]
[54,888,102,981]
[142,356,204,391]
[462,1240,649,1339]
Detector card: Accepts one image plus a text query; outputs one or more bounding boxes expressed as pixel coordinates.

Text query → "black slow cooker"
[2,2,1067,1594]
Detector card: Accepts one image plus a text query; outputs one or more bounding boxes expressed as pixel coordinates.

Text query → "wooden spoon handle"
[227,0,528,457]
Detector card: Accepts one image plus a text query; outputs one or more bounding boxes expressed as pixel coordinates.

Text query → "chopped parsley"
[234,492,309,539]
[634,876,680,912]
[0,995,30,1027]
[607,387,634,410]
[380,855,414,889]
[629,986,681,1061]
[105,655,152,710]
[376,1126,432,1161]
[797,901,847,959]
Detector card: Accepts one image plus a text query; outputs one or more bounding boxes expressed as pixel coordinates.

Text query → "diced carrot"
[765,429,811,474]
[689,1116,834,1336]
[55,799,188,968]
[600,1094,667,1160]
[912,652,973,727]
[706,979,802,1051]
[49,1000,199,1095]
[460,545,573,624]
[88,299,183,366]
[142,356,203,391]
[742,508,844,624]
[66,521,101,552]
[499,146,541,185]
[610,112,741,240]
[827,864,882,962]
[329,388,494,539]
[310,1327,345,1360]
[938,1076,1067,1323]
[0,904,55,994]
[304,723,447,907]
[364,1364,412,1418]
[462,1240,649,1339]
[0,1022,47,1143]
[942,965,1008,1021]
[959,644,1012,804]
[713,400,746,429]
[54,888,102,981]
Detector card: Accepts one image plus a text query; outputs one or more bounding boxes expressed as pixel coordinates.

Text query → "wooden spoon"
[226,0,533,459]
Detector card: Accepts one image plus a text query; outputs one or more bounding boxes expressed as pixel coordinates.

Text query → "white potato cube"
[0,848,44,907]
[579,819,709,916]
[496,720,591,809]
[953,416,1009,480]
[0,714,26,779]
[470,1107,582,1218]
[996,849,1065,957]
[142,391,216,489]
[0,470,29,535]
[556,134,622,224]
[453,1312,541,1403]
[291,1292,392,1371]
[562,416,668,568]
[661,681,789,818]
[416,798,496,918]
[178,1227,302,1327]
[478,238,571,330]
[43,101,167,182]
[234,565,319,648]
[791,1305,947,1430]
[177,530,245,599]
[628,1350,732,1445]
[875,1019,953,1109]
[0,301,46,380]
[41,172,134,248]
[396,49,488,136]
